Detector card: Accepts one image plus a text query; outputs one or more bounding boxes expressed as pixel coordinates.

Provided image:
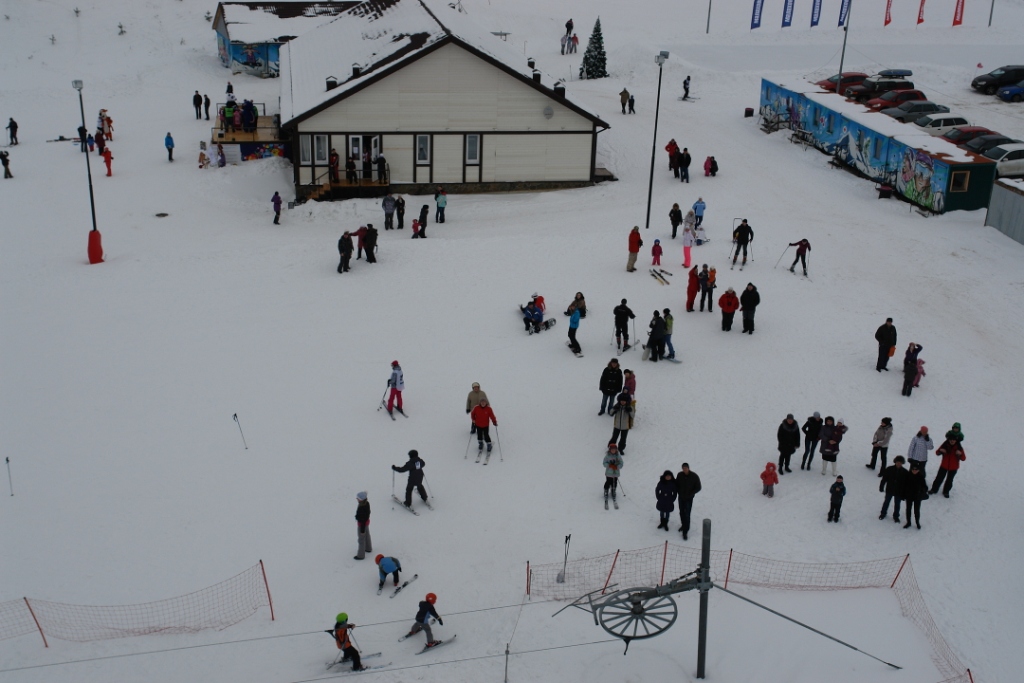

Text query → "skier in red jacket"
[471,398,497,454]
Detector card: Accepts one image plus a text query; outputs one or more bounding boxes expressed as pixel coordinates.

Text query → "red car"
[941,126,995,145]
[865,89,926,111]
[816,72,869,92]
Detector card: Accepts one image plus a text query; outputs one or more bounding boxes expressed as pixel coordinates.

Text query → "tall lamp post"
[72,80,102,263]
[644,51,669,230]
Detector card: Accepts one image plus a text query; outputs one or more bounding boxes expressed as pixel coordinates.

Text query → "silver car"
[881,101,950,123]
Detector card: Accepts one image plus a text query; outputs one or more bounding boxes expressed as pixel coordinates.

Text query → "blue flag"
[782,0,795,27]
[751,0,764,29]
[838,0,850,26]
[810,0,822,26]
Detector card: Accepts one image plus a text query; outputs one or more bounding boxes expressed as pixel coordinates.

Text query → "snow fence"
[528,544,972,683]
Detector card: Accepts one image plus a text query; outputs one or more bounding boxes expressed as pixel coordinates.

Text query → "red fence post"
[724,549,733,590]
[601,550,620,595]
[259,560,275,621]
[660,541,668,586]
[23,598,48,648]
[890,554,910,589]
[526,561,531,597]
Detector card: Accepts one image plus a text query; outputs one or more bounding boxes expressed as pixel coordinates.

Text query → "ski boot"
[486,442,492,452]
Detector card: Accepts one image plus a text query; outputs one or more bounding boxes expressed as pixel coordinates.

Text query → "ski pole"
[774,245,791,269]
[5,457,12,496]
[392,470,396,497]
[464,432,475,459]
[632,318,636,346]
[751,241,754,261]
[376,385,389,411]
[495,425,503,461]
[233,413,248,449]
[617,479,627,497]
[423,473,433,499]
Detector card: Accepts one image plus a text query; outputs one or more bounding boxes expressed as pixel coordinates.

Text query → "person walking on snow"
[760,462,778,498]
[165,132,174,161]
[866,417,893,473]
[375,554,401,589]
[204,94,211,120]
[656,470,677,529]
[620,89,630,115]
[875,318,897,371]
[699,265,715,312]
[6,118,18,145]
[732,219,754,266]
[0,151,11,179]
[603,443,624,504]
[386,360,404,415]
[679,147,692,183]
[788,239,811,275]
[471,398,497,453]
[391,450,427,508]
[692,198,706,227]
[568,306,583,355]
[777,414,800,474]
[395,195,406,230]
[682,226,695,268]
[599,359,623,416]
[929,436,965,498]
[565,18,574,36]
[570,33,579,53]
[669,203,683,237]
[628,95,636,114]
[827,476,846,523]
[645,310,666,361]
[608,394,633,453]
[652,239,663,266]
[560,34,568,55]
[337,231,354,272]
[613,299,635,351]
[434,186,447,223]
[627,226,642,272]
[902,463,928,529]
[406,594,443,647]
[914,358,926,388]
[466,382,488,433]
[800,411,823,469]
[675,463,701,540]
[718,287,739,331]
[739,283,760,334]
[353,492,372,560]
[662,309,676,360]
[665,139,679,172]
[271,191,282,225]
[417,204,429,237]
[820,417,847,476]
[193,91,203,119]
[683,75,691,100]
[329,614,366,672]
[879,456,908,522]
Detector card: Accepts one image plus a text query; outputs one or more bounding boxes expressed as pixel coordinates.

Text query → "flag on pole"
[884,0,893,25]
[977,63,984,69]
[751,0,765,29]
[917,0,926,24]
[838,0,851,26]
[952,0,964,25]
[782,0,795,27]
[810,0,822,26]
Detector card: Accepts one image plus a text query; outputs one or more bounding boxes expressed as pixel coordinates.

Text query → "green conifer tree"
[579,17,607,80]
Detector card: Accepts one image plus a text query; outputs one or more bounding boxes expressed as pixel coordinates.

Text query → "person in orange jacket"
[685,266,699,312]
[471,398,498,454]
[718,287,739,331]
[627,226,642,272]
[101,147,113,176]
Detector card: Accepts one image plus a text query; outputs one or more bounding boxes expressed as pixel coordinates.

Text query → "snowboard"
[519,308,556,334]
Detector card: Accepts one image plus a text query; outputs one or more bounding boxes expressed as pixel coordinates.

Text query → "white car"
[912,112,971,136]
[983,143,1024,177]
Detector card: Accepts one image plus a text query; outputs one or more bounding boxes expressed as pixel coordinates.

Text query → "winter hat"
[952,422,961,429]
[336,612,348,624]
[408,449,418,457]
[786,413,794,420]
[882,417,892,425]
[655,239,660,243]
[920,426,928,433]
[836,476,843,481]
[472,382,480,389]
[356,491,367,501]
[813,411,821,419]
[681,462,690,469]
[391,360,400,366]
[837,418,845,425]
[621,298,628,304]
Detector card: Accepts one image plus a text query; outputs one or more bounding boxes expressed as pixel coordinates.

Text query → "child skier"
[760,462,778,498]
[391,450,428,508]
[827,476,846,522]
[386,360,404,415]
[329,613,366,672]
[652,239,662,266]
[406,594,443,647]
[471,398,497,453]
[375,554,401,590]
[603,443,624,505]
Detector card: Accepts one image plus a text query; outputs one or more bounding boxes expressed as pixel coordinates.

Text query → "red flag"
[917,0,926,23]
[977,63,984,69]
[884,0,893,25]
[953,0,964,25]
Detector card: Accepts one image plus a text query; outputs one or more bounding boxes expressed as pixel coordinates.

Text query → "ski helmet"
[375,554,384,564]
[391,360,399,366]
[425,593,437,604]
[336,613,348,624]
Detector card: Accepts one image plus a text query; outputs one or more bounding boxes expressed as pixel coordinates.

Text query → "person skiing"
[685,266,699,312]
[471,398,497,454]
[406,594,443,647]
[692,198,706,227]
[564,292,587,318]
[682,225,695,268]
[192,91,203,119]
[101,146,113,176]
[901,343,923,396]
[760,462,778,498]
[386,360,404,415]
[382,192,397,230]
[394,195,406,229]
[329,614,366,672]
[679,147,692,183]
[655,470,676,529]
[354,491,372,560]
[375,554,402,589]
[669,203,683,237]
[795,413,824,471]
[718,287,739,331]
[777,414,800,475]
[521,301,543,334]
[204,94,211,120]
[271,191,282,225]
[337,231,354,273]
[645,310,666,362]
[929,437,965,498]
[788,239,811,275]
[0,151,11,179]
[675,463,701,540]
[902,463,928,529]
[364,224,378,263]
[627,226,642,271]
[683,75,691,100]
[603,443,624,504]
[827,476,846,523]
[567,306,582,356]
[739,283,760,334]
[391,449,427,508]
[662,308,676,360]
[6,117,19,145]
[874,318,897,371]
[598,359,623,416]
[613,299,635,351]
[434,186,447,223]
[652,239,663,266]
[607,394,633,453]
[620,88,630,115]
[698,265,713,312]
[879,456,908,522]
[665,139,679,173]
[867,417,893,473]
[466,382,488,433]
[165,132,174,162]
[732,219,753,267]
[820,417,847,476]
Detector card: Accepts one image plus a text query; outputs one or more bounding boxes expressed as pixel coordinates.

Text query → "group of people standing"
[75,108,115,176]
[664,139,718,182]
[874,318,927,396]
[337,224,380,271]
[560,17,579,56]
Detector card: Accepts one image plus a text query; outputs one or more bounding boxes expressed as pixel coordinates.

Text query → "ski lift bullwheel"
[597,588,678,641]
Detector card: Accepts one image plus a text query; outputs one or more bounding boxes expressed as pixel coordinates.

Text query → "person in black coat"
[646,310,667,361]
[364,225,378,264]
[901,343,923,396]
[337,231,354,273]
[669,204,683,238]
[731,219,754,266]
[204,94,211,120]
[598,358,623,416]
[679,148,692,183]
[675,463,702,540]
[395,195,406,230]
[613,299,635,351]
[345,156,358,184]
[879,456,908,522]
[739,283,760,335]
[375,154,387,183]
[193,91,203,119]
[901,463,927,529]
[655,471,677,530]
[874,318,897,371]
[777,414,801,474]
[391,450,428,508]
[418,205,429,238]
[353,492,372,560]
[800,411,823,469]
[827,476,845,523]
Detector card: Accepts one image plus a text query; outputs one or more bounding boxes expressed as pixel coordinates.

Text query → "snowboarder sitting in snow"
[521,301,543,333]
[564,292,587,318]
[760,462,778,498]
[375,554,401,590]
[406,593,443,647]
[471,398,497,453]
[827,476,846,523]
[328,613,366,672]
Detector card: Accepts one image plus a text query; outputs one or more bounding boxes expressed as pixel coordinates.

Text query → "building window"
[300,135,311,164]
[827,115,834,134]
[416,135,430,164]
[466,135,480,165]
[950,170,970,193]
[873,137,882,160]
[314,135,328,163]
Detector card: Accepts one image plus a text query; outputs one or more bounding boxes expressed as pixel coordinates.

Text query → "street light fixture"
[73,80,102,263]
[644,51,669,230]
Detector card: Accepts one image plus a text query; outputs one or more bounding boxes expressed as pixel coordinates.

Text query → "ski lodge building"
[278,0,611,200]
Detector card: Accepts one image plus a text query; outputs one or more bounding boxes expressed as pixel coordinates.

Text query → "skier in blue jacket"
[375,554,401,589]
[521,301,543,333]
[406,593,443,646]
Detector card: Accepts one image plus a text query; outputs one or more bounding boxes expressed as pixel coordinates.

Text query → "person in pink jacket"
[913,359,926,388]
[652,239,663,266]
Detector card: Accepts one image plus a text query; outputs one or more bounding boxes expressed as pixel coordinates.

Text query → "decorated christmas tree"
[579,18,607,80]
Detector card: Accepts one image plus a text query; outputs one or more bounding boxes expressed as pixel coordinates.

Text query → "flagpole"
[988,0,995,27]
[836,1,851,98]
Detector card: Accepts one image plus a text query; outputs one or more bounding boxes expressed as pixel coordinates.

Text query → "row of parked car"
[814,69,1024,177]
[970,65,1024,102]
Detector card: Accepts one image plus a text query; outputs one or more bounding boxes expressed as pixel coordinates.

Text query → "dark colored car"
[972,65,1024,95]
[845,71,915,102]
[881,100,949,123]
[940,126,995,145]
[865,89,927,111]
[961,134,1021,154]
[815,72,869,92]
[996,79,1024,103]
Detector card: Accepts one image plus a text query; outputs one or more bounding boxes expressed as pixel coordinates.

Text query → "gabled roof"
[279,0,609,129]
[216,2,362,44]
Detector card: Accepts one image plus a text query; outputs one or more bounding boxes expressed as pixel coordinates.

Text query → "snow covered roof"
[216,2,362,44]
[279,0,608,127]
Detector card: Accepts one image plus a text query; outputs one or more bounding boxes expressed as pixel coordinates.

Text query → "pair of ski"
[565,341,584,358]
[380,403,409,421]
[397,632,457,654]
[730,261,747,271]
[474,449,493,464]
[605,494,619,510]
[392,494,433,516]
[650,269,672,285]
[379,573,418,597]
[615,342,632,357]
[327,652,386,674]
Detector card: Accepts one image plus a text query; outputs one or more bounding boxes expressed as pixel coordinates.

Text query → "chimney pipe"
[532,69,541,84]
[326,76,338,91]
[553,80,565,98]
[527,57,535,69]
[352,63,362,78]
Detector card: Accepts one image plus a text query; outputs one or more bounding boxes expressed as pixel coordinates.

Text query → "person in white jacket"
[906,427,934,476]
[682,225,695,268]
[387,361,405,415]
